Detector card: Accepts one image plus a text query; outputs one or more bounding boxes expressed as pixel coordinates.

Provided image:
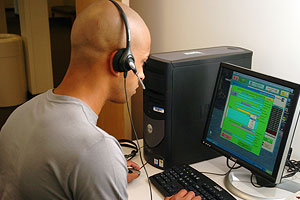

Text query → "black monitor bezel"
[202,62,300,184]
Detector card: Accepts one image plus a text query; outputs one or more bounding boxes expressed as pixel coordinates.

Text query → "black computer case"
[143,46,253,169]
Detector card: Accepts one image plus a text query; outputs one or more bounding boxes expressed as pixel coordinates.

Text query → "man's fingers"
[127,160,140,170]
[176,189,188,197]
[164,189,203,200]
[192,195,202,200]
[127,171,139,183]
[184,191,196,199]
[164,189,187,200]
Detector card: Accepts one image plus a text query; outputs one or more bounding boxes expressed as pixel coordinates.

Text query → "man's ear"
[109,50,120,76]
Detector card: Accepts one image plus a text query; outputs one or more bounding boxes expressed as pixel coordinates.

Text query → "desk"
[123,140,300,200]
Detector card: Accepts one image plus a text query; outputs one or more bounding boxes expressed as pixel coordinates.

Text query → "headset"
[109,0,145,89]
[110,1,152,199]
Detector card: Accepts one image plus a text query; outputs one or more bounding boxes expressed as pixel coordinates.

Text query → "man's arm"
[69,138,128,200]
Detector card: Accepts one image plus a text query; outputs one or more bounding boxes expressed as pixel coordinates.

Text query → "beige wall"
[131,0,300,158]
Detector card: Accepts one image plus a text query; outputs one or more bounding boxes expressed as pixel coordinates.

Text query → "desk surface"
[123,140,300,200]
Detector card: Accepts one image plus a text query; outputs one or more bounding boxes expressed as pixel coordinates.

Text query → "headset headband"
[109,0,131,49]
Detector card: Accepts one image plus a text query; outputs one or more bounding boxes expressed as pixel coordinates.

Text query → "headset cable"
[124,77,153,200]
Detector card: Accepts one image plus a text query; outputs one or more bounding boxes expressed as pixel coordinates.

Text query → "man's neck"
[54,78,109,116]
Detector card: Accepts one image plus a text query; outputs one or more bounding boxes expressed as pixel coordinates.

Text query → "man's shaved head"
[70,0,150,66]
[55,0,151,115]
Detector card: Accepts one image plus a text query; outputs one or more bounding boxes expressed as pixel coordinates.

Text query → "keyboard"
[150,164,236,200]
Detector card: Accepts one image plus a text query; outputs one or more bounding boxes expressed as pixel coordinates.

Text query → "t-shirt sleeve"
[68,138,128,200]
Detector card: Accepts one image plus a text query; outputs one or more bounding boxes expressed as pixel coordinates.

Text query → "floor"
[0,9,72,129]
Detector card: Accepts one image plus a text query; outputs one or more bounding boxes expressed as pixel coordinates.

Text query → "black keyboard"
[150,164,236,200]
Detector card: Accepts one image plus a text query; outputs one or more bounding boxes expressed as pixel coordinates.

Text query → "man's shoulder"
[78,128,122,156]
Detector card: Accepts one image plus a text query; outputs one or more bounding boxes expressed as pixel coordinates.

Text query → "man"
[0,1,200,199]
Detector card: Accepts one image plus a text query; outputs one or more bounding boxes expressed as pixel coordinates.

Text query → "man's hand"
[127,160,140,183]
[164,189,201,200]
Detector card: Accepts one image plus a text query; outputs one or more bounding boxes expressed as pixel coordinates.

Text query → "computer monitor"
[203,62,300,198]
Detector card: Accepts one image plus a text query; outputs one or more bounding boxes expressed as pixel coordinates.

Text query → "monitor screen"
[203,62,300,184]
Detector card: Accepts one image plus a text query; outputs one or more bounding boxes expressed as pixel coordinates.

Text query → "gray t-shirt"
[0,90,128,200]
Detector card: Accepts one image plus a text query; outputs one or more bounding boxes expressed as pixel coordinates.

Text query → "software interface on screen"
[206,67,298,176]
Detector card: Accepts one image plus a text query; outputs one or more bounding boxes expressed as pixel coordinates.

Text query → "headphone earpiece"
[112,48,136,74]
[113,48,127,73]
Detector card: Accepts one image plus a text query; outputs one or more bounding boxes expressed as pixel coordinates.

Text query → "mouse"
[127,167,141,176]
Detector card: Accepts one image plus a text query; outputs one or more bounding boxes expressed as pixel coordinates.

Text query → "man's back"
[0,90,128,200]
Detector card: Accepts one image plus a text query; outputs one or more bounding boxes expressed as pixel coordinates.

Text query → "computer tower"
[143,46,253,169]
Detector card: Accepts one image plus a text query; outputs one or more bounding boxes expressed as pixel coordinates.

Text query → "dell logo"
[214,185,223,192]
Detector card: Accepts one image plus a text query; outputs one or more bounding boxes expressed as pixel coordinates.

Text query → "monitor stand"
[224,171,300,200]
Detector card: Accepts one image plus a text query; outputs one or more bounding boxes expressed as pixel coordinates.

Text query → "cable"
[250,174,263,188]
[124,78,153,200]
[283,159,300,179]
[226,158,241,170]
[282,110,300,179]
[225,159,238,175]
[201,158,238,176]
[200,171,228,176]
[140,162,148,170]
[119,139,138,160]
